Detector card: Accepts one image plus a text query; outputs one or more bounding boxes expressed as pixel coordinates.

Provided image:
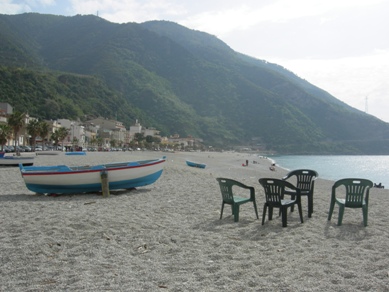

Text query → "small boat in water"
[186,160,206,169]
[0,152,34,166]
[19,157,166,194]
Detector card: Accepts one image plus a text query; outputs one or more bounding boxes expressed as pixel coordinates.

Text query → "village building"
[1,103,201,151]
[0,103,12,125]
[167,135,203,149]
[0,102,12,116]
[85,117,128,148]
[129,120,161,139]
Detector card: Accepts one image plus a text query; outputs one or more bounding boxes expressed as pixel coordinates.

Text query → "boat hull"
[0,156,34,166]
[186,160,206,169]
[65,151,86,156]
[20,157,165,194]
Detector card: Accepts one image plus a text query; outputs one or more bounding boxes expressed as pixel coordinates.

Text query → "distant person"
[374,183,384,188]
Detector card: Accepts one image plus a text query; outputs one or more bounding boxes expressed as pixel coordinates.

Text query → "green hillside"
[1,13,389,154]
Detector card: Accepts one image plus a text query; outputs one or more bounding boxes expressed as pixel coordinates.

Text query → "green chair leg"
[297,202,304,223]
[328,200,335,221]
[362,206,368,227]
[268,206,273,221]
[308,195,313,218]
[233,204,239,222]
[220,203,225,220]
[262,204,267,225]
[281,207,288,227]
[337,205,345,226]
[253,201,259,220]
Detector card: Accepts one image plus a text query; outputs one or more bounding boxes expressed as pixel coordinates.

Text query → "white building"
[129,119,142,137]
[57,119,85,147]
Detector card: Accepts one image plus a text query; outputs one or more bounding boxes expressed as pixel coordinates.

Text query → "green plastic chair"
[282,169,318,218]
[259,178,303,227]
[216,178,259,222]
[328,178,373,226]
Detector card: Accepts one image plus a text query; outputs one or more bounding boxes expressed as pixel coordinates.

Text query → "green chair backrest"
[285,169,318,191]
[333,178,373,208]
[216,178,236,204]
[259,178,296,206]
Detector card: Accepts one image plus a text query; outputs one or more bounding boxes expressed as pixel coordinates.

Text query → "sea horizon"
[267,155,389,188]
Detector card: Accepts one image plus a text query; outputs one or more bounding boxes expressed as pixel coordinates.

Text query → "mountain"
[0,13,388,154]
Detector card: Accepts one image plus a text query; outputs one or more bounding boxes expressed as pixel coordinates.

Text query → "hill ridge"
[1,13,388,154]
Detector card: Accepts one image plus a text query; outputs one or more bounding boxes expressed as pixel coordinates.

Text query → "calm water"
[269,155,389,187]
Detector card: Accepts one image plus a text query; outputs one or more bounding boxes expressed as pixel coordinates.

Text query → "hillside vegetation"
[1,13,388,154]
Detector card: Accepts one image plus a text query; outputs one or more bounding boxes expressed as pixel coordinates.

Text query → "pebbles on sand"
[1,151,388,291]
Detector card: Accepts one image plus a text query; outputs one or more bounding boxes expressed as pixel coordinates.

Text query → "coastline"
[1,151,388,291]
[270,154,389,188]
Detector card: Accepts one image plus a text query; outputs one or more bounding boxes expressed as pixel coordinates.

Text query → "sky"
[1,0,389,122]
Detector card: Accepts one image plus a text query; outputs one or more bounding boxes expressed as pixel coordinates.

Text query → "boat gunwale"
[0,156,35,166]
[20,158,165,176]
[1,156,35,160]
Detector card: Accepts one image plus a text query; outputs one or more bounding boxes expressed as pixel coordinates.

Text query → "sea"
[268,155,389,188]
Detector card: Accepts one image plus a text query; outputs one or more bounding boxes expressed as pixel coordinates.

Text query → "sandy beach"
[1,150,388,291]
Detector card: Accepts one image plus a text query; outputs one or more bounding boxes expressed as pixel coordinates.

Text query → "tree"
[97,137,103,147]
[134,133,144,142]
[152,136,161,144]
[50,130,60,147]
[129,139,137,149]
[90,137,97,147]
[72,137,78,149]
[145,135,154,143]
[57,127,69,150]
[26,119,41,150]
[38,120,50,148]
[7,111,26,154]
[0,124,12,151]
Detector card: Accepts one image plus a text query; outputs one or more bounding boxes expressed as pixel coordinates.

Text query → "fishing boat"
[19,157,166,194]
[186,160,206,169]
[36,151,60,156]
[0,153,34,166]
[65,151,86,156]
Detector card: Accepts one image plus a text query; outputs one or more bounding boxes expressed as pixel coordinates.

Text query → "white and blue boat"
[65,151,86,156]
[0,152,34,166]
[19,157,166,194]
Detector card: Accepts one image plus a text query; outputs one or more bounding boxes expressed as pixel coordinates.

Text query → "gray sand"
[1,151,388,291]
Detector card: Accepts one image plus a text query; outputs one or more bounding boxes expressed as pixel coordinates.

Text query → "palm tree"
[90,137,97,147]
[7,111,26,154]
[97,137,103,146]
[26,119,41,151]
[51,130,60,148]
[0,124,12,151]
[57,127,69,150]
[38,120,50,149]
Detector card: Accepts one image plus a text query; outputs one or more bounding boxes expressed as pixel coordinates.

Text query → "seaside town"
[1,3,389,291]
[0,102,204,152]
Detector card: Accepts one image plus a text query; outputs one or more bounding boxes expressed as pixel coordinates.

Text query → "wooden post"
[100,170,110,197]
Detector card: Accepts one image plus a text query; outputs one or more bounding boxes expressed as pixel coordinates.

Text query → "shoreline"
[1,151,388,291]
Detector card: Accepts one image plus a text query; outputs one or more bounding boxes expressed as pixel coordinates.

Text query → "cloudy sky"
[2,0,388,122]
